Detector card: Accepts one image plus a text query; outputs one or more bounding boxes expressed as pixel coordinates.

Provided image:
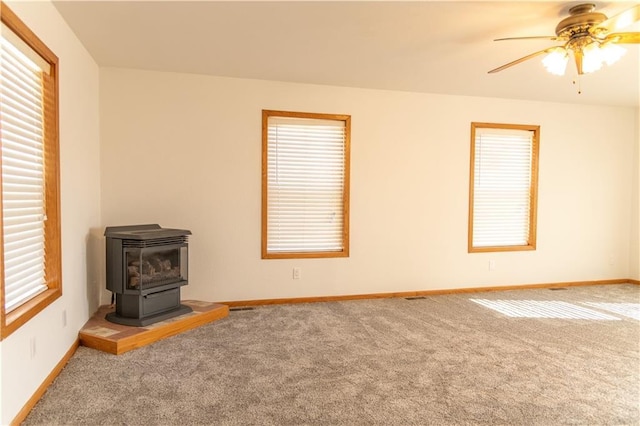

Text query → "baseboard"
[11,338,79,426]
[220,278,637,307]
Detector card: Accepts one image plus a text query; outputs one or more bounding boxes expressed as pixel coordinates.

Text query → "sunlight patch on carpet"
[469,299,621,320]
[582,302,640,320]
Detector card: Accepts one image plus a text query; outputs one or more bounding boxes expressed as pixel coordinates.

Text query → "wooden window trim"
[262,110,351,259]
[468,122,540,253]
[1,2,61,340]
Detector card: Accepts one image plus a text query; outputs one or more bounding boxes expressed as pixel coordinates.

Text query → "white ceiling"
[52,1,640,107]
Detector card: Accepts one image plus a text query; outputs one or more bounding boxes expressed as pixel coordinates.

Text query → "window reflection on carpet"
[469,299,620,320]
[582,302,640,320]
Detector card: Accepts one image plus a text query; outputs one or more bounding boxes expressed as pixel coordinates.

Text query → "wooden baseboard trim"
[11,338,79,426]
[220,278,637,307]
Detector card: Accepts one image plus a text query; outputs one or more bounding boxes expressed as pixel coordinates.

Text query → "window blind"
[267,116,346,253]
[1,31,47,312]
[472,127,534,248]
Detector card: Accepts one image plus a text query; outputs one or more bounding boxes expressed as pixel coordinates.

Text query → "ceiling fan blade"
[494,36,560,41]
[488,47,561,74]
[604,32,640,44]
[591,4,640,34]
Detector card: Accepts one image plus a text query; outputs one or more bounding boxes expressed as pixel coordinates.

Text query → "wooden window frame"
[1,2,61,340]
[262,110,351,259]
[468,122,540,253]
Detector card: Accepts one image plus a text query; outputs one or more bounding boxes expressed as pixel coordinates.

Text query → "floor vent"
[230,307,256,312]
[405,296,427,300]
[549,288,568,291]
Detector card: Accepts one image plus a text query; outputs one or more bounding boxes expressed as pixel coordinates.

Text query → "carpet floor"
[24,284,640,425]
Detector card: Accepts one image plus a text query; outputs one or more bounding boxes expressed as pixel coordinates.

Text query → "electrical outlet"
[293,267,301,280]
[489,260,496,271]
[62,309,67,327]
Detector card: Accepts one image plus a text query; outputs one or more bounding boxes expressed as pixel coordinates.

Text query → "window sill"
[262,250,350,259]
[1,287,61,340]
[468,245,536,253]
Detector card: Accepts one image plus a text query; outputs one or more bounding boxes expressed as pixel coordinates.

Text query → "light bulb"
[542,48,569,76]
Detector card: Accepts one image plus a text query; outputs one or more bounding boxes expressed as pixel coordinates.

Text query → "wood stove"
[104,224,192,326]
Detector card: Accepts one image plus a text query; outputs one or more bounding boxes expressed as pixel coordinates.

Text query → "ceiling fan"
[489,3,640,76]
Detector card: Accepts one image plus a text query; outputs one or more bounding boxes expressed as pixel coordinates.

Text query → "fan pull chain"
[572,75,582,94]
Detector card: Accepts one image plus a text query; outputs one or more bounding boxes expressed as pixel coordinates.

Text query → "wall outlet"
[62,309,67,327]
[488,260,496,271]
[293,267,301,280]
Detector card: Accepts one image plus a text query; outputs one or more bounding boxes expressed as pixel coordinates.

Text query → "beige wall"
[631,107,639,280]
[100,68,637,304]
[0,1,101,423]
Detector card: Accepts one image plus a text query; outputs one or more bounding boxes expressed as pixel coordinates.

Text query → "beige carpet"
[24,284,640,425]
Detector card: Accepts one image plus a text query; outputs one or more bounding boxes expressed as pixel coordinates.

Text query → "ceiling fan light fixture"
[489,3,640,83]
[582,41,603,73]
[542,48,569,75]
[599,42,626,66]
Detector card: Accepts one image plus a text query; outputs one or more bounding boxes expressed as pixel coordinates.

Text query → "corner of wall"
[631,107,640,280]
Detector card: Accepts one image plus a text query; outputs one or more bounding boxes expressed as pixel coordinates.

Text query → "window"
[262,110,350,259]
[468,122,539,253]
[1,3,61,339]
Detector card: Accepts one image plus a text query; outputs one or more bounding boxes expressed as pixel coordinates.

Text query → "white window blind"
[472,127,534,248]
[267,116,346,253]
[1,30,47,312]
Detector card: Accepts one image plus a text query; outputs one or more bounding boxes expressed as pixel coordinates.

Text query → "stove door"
[124,243,188,292]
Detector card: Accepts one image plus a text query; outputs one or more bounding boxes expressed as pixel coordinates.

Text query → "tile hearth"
[79,300,228,354]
